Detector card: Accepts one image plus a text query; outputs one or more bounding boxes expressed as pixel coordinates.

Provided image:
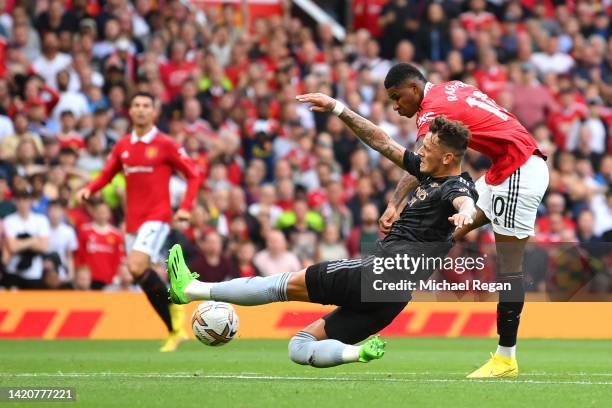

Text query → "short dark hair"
[48,199,63,208]
[384,63,427,89]
[130,92,156,106]
[429,115,470,156]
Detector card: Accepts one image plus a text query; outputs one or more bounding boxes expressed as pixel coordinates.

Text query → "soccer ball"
[191,301,239,346]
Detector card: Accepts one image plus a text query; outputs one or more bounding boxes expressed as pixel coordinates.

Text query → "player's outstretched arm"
[296,93,406,169]
[449,196,477,230]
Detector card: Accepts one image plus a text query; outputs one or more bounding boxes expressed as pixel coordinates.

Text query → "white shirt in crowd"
[51,91,90,123]
[0,115,15,141]
[530,52,574,74]
[48,222,78,280]
[566,118,607,154]
[32,53,73,90]
[590,194,612,236]
[4,212,50,280]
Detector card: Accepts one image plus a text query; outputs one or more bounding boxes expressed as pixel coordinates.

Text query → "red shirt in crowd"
[547,107,585,150]
[473,66,508,101]
[159,60,197,99]
[86,127,199,233]
[352,0,386,37]
[76,223,124,285]
[416,81,543,185]
[460,11,497,35]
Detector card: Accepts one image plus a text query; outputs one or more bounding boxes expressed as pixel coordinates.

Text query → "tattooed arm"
[296,92,419,233]
[337,108,407,168]
[296,93,407,169]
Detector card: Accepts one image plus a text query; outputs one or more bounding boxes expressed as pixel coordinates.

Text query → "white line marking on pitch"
[335,371,612,377]
[3,373,611,386]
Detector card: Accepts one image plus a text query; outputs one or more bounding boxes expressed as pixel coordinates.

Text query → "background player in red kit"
[380,64,549,378]
[76,92,199,352]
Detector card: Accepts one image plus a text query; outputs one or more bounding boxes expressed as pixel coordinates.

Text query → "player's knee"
[127,255,148,277]
[288,333,315,366]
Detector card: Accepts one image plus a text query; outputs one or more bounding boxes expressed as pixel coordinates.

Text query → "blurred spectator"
[76,200,124,289]
[378,0,415,59]
[317,224,349,262]
[347,203,383,258]
[460,0,497,37]
[576,209,602,244]
[50,69,90,124]
[0,170,16,218]
[233,241,260,278]
[47,200,78,281]
[536,193,576,237]
[415,3,450,63]
[68,265,92,290]
[279,198,319,265]
[2,190,50,289]
[41,253,64,290]
[253,230,301,276]
[321,180,352,238]
[510,62,557,131]
[192,230,234,282]
[32,31,72,90]
[249,184,283,226]
[566,97,608,155]
[530,34,574,75]
[2,112,44,161]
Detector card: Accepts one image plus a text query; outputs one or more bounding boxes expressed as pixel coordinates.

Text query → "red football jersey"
[76,223,125,285]
[159,60,197,99]
[415,81,543,185]
[87,127,199,233]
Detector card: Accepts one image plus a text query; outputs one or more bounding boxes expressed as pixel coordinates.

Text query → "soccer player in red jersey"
[298,63,549,378]
[76,92,199,351]
[382,64,548,378]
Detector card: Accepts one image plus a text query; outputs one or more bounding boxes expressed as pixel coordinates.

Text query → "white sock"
[184,280,212,301]
[341,345,362,363]
[496,345,516,359]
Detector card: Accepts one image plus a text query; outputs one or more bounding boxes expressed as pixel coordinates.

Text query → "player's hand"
[448,212,474,229]
[295,93,337,113]
[75,188,91,204]
[379,204,399,234]
[174,209,191,223]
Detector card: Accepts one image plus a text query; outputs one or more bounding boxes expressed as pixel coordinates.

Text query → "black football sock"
[138,268,173,333]
[497,273,525,347]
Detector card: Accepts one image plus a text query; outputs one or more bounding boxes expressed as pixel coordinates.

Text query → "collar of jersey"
[130,126,158,144]
[428,171,472,183]
[424,82,434,97]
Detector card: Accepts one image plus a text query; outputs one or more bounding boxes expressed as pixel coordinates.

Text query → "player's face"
[387,84,420,118]
[129,96,156,127]
[417,133,449,176]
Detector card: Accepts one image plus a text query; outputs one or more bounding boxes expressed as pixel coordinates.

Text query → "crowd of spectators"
[0,0,610,293]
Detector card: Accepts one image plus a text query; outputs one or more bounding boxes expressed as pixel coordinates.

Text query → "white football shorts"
[475,155,549,239]
[125,221,171,263]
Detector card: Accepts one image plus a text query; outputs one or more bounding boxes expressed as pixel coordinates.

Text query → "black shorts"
[305,258,408,344]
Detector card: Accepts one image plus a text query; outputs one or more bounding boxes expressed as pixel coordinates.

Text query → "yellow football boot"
[159,304,188,352]
[466,353,519,378]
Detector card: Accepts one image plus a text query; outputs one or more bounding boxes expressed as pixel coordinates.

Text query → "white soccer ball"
[191,301,239,346]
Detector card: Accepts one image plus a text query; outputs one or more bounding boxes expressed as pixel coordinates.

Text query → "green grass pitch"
[1,338,611,408]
